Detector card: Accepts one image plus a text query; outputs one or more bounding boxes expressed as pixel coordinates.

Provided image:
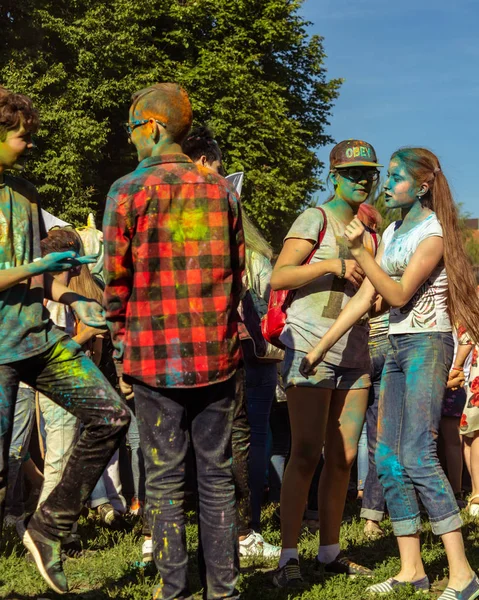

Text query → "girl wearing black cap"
[302,148,479,600]
[270,140,382,587]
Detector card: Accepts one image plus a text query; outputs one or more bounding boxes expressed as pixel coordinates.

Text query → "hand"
[119,376,134,401]
[71,299,106,328]
[446,369,465,390]
[299,343,327,378]
[37,252,99,274]
[336,259,365,288]
[344,217,366,252]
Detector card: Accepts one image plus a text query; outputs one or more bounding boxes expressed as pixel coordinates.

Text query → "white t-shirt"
[381,214,451,335]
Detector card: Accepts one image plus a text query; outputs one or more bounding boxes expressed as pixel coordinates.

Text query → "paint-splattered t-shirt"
[279,205,378,369]
[0,174,65,364]
[103,153,245,389]
[381,214,451,334]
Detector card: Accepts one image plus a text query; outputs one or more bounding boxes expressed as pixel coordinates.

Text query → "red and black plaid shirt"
[103,154,244,388]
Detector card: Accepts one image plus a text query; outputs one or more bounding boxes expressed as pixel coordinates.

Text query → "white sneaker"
[142,538,153,562]
[3,514,18,528]
[239,531,280,558]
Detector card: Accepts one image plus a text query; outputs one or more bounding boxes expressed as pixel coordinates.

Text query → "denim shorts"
[282,347,371,390]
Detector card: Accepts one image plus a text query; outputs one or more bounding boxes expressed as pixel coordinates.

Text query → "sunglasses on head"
[335,167,380,182]
[123,119,167,138]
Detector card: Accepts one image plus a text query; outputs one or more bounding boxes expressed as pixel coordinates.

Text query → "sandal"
[467,494,479,517]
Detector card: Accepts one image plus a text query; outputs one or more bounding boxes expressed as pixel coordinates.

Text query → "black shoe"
[318,553,374,578]
[272,558,303,588]
[17,519,68,594]
[62,534,83,559]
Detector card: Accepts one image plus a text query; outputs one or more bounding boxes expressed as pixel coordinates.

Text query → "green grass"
[2,502,479,599]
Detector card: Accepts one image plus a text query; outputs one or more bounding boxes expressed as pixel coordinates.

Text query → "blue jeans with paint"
[360,334,389,521]
[134,377,240,600]
[126,400,145,502]
[0,337,130,538]
[245,359,277,531]
[357,423,368,492]
[6,386,36,517]
[376,332,461,536]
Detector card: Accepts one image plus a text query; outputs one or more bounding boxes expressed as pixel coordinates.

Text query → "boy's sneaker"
[438,574,479,599]
[366,575,430,595]
[142,538,153,562]
[239,531,281,558]
[97,502,121,527]
[272,558,303,588]
[130,497,143,516]
[17,518,68,595]
[318,553,374,578]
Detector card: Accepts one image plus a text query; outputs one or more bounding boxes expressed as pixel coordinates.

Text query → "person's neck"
[150,141,183,157]
[326,196,357,224]
[401,201,433,226]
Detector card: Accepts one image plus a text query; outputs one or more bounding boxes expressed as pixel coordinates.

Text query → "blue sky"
[300,0,479,217]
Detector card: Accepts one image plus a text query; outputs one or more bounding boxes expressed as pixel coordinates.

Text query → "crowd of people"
[1,81,479,600]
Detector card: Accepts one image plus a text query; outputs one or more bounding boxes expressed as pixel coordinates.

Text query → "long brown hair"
[392,147,479,343]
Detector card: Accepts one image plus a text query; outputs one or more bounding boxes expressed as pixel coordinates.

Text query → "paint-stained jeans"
[376,333,461,536]
[6,386,36,516]
[0,337,130,539]
[360,334,389,522]
[134,377,240,600]
[38,393,79,506]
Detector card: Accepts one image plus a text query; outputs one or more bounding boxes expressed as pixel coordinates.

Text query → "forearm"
[0,262,43,293]
[454,343,474,369]
[44,274,84,305]
[271,259,340,291]
[320,291,375,351]
[352,247,405,307]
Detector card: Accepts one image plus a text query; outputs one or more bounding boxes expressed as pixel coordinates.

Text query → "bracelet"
[337,259,346,279]
[452,365,464,372]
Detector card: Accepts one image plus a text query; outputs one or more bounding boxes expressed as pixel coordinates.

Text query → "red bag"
[261,207,327,349]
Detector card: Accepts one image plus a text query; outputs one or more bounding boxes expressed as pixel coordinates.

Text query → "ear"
[329,170,338,187]
[148,119,160,141]
[417,182,430,198]
[200,155,208,167]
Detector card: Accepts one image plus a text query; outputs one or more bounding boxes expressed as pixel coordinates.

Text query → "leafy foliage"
[0,0,341,246]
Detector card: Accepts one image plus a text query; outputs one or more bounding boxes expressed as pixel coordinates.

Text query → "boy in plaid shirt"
[103,83,244,600]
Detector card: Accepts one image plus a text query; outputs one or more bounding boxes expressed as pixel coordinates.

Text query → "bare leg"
[319,388,368,546]
[441,529,474,590]
[468,433,479,497]
[393,535,427,582]
[464,436,472,479]
[280,386,331,549]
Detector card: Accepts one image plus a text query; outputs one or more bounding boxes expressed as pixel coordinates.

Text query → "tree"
[1,0,341,247]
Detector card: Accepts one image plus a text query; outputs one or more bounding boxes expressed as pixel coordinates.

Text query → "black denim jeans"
[360,334,389,521]
[134,377,240,600]
[0,337,130,538]
[231,367,252,537]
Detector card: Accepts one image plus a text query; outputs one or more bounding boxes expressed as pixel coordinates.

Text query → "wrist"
[68,293,87,308]
[327,259,342,277]
[26,258,45,276]
[351,246,365,258]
